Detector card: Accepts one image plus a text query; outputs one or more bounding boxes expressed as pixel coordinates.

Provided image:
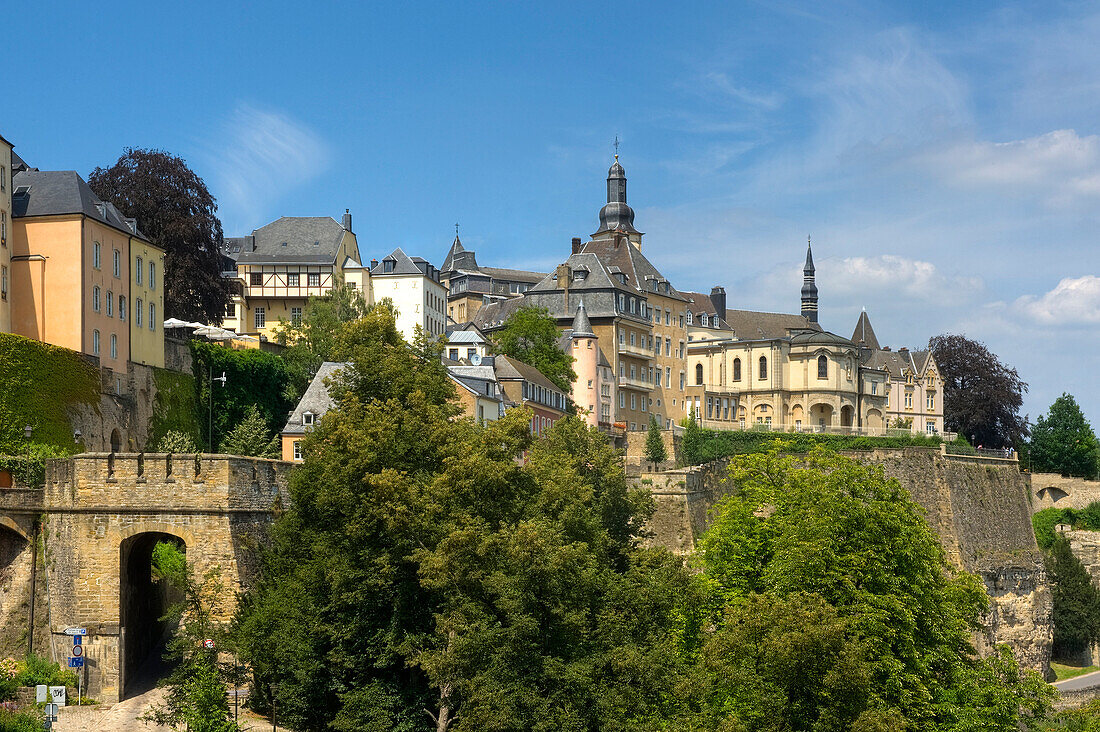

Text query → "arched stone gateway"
[840,405,854,428]
[119,532,185,697]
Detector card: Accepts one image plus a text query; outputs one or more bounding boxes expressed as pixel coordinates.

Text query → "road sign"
[45,702,58,718]
[50,686,65,706]
[67,657,83,668]
[63,627,86,636]
[72,635,82,645]
[71,644,83,657]
[36,685,47,703]
[203,638,215,649]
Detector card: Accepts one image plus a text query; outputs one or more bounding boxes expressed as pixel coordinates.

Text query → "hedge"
[0,333,99,454]
[681,427,943,466]
[149,367,200,450]
[1033,503,1100,550]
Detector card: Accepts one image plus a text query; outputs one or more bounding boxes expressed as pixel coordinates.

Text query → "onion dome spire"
[594,154,640,236]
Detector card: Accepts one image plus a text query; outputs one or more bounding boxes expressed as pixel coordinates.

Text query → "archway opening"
[110,429,122,453]
[119,532,184,698]
[840,405,854,428]
[0,522,29,658]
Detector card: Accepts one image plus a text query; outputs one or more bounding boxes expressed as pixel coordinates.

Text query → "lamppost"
[208,368,227,452]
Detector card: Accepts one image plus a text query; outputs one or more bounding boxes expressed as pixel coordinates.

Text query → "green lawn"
[1051,662,1100,681]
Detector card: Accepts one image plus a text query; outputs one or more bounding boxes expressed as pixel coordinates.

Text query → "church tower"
[801,239,818,323]
[591,155,643,249]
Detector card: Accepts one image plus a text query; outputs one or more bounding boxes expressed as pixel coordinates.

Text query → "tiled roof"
[372,247,436,276]
[494,355,562,394]
[12,170,151,242]
[282,362,345,435]
[236,217,350,265]
[721,309,820,341]
[579,238,688,302]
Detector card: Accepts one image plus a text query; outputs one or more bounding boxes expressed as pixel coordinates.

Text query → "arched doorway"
[119,532,184,697]
[840,405,854,428]
[110,429,121,453]
[0,522,29,656]
[866,409,883,432]
[810,403,833,430]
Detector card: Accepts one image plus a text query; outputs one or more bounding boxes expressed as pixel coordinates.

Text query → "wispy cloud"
[198,103,329,232]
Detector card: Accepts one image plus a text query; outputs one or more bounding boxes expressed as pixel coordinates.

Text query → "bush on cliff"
[679,424,942,465]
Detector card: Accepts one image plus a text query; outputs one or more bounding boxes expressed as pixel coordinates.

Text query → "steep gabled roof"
[282,362,345,435]
[494,355,563,394]
[236,217,350,265]
[579,237,687,302]
[11,169,152,242]
[373,247,431,276]
[851,311,881,350]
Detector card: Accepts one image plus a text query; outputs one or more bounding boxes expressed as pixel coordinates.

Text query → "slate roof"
[446,330,486,344]
[446,363,501,402]
[372,247,439,279]
[682,290,731,329]
[10,150,32,174]
[478,266,546,283]
[11,170,152,242]
[235,217,350,265]
[579,238,687,302]
[494,355,563,394]
[721,309,821,341]
[851,311,881,350]
[283,361,344,435]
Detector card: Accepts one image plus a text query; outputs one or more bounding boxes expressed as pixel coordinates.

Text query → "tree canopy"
[489,306,575,392]
[1047,534,1100,661]
[89,148,231,324]
[1030,393,1100,478]
[645,415,667,469]
[929,334,1029,448]
[218,405,280,458]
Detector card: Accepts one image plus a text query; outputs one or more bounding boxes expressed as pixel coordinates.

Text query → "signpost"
[64,627,86,706]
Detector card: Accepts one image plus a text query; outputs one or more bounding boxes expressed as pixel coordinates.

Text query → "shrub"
[0,708,43,732]
[14,654,78,688]
[156,430,199,453]
[677,427,943,466]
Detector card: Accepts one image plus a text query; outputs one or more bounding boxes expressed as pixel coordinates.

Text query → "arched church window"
[733,358,741,381]
[695,363,704,385]
[759,356,767,380]
[818,355,828,379]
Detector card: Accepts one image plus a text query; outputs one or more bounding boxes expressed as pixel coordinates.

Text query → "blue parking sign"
[68,657,83,668]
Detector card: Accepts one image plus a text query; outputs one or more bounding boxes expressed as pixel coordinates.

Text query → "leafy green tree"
[1030,393,1100,478]
[218,405,280,458]
[143,541,239,732]
[236,305,686,732]
[156,430,199,453]
[645,415,667,470]
[489,306,575,392]
[271,277,369,398]
[688,446,1053,730]
[681,411,702,466]
[89,148,230,324]
[929,334,1029,448]
[1047,534,1100,661]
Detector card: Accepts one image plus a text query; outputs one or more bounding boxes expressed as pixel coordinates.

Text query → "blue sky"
[8,1,1100,426]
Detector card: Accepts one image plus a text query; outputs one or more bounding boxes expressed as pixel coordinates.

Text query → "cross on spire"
[455,222,460,236]
[613,135,620,160]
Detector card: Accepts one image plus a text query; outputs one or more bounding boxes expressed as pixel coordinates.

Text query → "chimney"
[342,208,353,233]
[898,347,909,353]
[710,286,726,319]
[370,258,378,270]
[571,237,582,254]
[556,263,572,313]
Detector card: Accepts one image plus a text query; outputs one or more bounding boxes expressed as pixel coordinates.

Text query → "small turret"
[571,299,595,338]
[801,239,818,323]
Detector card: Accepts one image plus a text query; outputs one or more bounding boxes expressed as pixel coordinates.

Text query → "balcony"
[617,341,656,359]
[618,374,655,392]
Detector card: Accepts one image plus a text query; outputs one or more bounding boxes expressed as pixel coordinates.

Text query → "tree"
[687,446,1053,730]
[1030,393,1100,478]
[219,405,280,458]
[681,411,703,466]
[489,306,575,392]
[235,305,686,732]
[143,541,239,732]
[929,334,1028,448]
[645,415,667,470]
[156,430,199,453]
[1047,534,1100,661]
[271,277,369,397]
[89,148,230,324]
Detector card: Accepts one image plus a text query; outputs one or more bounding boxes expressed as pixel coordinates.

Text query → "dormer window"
[303,412,315,426]
[686,312,693,325]
[700,313,708,326]
[383,259,395,273]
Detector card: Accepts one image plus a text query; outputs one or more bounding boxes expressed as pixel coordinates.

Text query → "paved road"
[1054,669,1100,692]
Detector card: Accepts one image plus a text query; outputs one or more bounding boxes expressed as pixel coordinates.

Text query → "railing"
[617,341,656,359]
[944,443,1017,460]
[618,374,655,391]
[699,421,948,439]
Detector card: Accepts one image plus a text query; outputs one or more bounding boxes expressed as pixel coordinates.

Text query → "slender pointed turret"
[801,238,818,323]
[571,299,595,338]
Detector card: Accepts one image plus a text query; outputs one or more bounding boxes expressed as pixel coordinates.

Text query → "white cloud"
[199,103,329,231]
[918,130,1100,206]
[1014,275,1100,325]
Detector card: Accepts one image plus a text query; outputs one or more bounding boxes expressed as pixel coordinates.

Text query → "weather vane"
[613,135,620,159]
[455,222,460,236]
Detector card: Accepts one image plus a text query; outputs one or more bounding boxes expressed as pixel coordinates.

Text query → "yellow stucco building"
[0,135,12,334]
[9,168,164,370]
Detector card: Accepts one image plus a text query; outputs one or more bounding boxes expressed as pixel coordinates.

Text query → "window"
[733,358,741,381]
[926,420,935,435]
[2,211,6,244]
[679,372,685,390]
[467,348,476,360]
[665,310,671,325]
[758,356,767,380]
[686,312,693,325]
[0,165,4,191]
[818,355,828,379]
[695,363,703,385]
[629,298,636,314]
[136,298,143,327]
[250,272,263,286]
[113,249,121,277]
[666,367,671,387]
[449,348,459,360]
[700,313,708,326]
[641,396,647,412]
[255,307,266,329]
[149,262,155,289]
[630,332,635,347]
[707,398,713,419]
[106,290,113,317]
[288,272,300,287]
[871,380,877,395]
[93,286,101,312]
[110,334,117,359]
[135,256,143,284]
[926,392,935,410]
[619,392,625,409]
[92,330,100,355]
[225,302,235,317]
[0,265,6,300]
[303,412,315,426]
[630,394,636,410]
[618,294,625,311]
[291,307,302,326]
[308,272,320,287]
[119,295,126,321]
[93,242,101,269]
[904,388,913,409]
[293,441,302,460]
[630,365,636,380]
[723,399,730,420]
[149,302,156,330]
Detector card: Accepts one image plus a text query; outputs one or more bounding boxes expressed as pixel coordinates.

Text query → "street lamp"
[208,368,227,452]
[22,425,32,441]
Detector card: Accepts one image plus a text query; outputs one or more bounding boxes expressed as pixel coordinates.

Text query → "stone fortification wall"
[624,430,679,475]
[1031,472,1100,511]
[41,453,290,702]
[637,448,1051,673]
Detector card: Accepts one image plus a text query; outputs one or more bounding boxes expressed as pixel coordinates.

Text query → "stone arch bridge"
[0,453,290,703]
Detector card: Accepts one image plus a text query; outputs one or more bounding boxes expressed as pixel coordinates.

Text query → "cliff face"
[638,448,1052,674]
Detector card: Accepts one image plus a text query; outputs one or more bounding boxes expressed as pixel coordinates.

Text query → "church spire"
[801,236,818,323]
[593,153,640,239]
